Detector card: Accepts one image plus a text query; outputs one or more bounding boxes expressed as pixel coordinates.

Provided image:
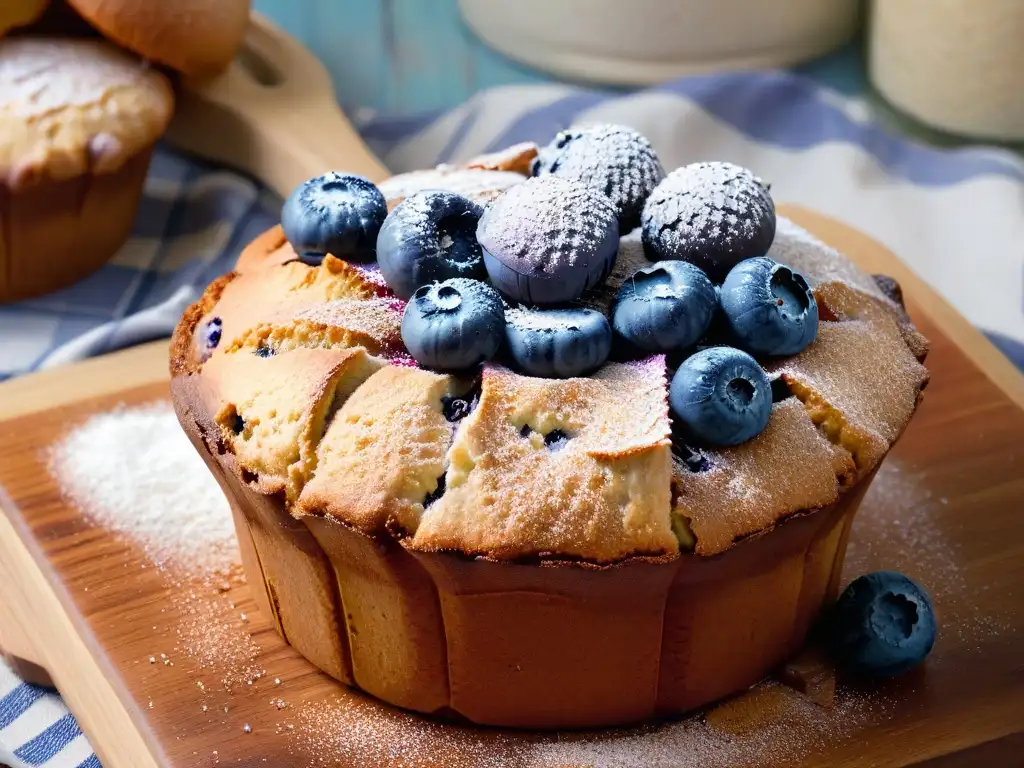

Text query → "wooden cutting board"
[1,208,1023,768]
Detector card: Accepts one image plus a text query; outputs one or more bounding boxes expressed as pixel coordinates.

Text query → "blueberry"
[401,278,505,371]
[477,176,619,305]
[669,347,772,447]
[532,124,664,232]
[281,173,387,264]
[441,384,480,422]
[612,261,717,353]
[377,191,486,299]
[828,571,937,677]
[641,162,776,280]
[202,317,222,351]
[720,257,818,356]
[505,307,612,378]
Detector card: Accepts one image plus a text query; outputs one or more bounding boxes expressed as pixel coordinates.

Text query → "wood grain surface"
[0,211,1023,767]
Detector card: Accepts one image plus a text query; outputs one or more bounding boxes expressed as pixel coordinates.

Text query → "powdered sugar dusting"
[528,683,891,767]
[378,167,524,204]
[477,175,618,276]
[578,229,654,313]
[172,586,264,690]
[769,216,885,298]
[641,162,775,275]
[51,402,238,576]
[506,306,589,332]
[292,697,525,768]
[532,124,664,230]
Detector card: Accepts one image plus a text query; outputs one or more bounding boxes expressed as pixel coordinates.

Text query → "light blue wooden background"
[253,0,868,114]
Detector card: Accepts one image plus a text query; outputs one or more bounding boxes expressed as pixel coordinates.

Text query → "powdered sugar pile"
[50,402,238,576]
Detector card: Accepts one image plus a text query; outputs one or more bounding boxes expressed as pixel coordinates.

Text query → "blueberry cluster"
[278,130,819,448]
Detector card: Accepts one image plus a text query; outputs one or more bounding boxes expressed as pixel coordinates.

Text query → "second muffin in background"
[0,37,173,302]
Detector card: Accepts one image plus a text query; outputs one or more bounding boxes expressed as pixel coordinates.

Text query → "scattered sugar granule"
[50,402,238,576]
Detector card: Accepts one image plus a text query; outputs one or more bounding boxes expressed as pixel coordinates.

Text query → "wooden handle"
[165,12,390,198]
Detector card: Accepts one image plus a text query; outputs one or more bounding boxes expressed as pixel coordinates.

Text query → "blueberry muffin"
[0,37,173,302]
[171,129,928,728]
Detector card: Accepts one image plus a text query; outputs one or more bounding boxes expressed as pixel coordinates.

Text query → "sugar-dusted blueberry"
[669,347,772,447]
[720,257,818,357]
[377,191,486,299]
[532,124,664,232]
[612,261,717,353]
[827,571,937,677]
[641,162,776,280]
[477,176,619,305]
[401,278,505,371]
[505,306,612,378]
[281,172,387,264]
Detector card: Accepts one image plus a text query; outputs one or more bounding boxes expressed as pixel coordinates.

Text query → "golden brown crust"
[296,366,457,535]
[169,273,236,377]
[673,399,855,556]
[409,360,678,563]
[465,142,538,175]
[772,318,929,478]
[197,346,381,499]
[172,213,928,562]
[0,38,173,188]
[66,0,251,77]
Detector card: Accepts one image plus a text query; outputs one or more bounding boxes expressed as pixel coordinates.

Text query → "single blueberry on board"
[720,257,818,357]
[477,176,619,305]
[281,173,387,264]
[827,571,937,677]
[532,124,664,232]
[612,261,717,353]
[669,347,772,447]
[504,306,612,379]
[401,278,505,371]
[377,191,486,299]
[641,162,776,281]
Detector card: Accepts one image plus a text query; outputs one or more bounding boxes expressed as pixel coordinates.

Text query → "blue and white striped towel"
[1,70,1022,766]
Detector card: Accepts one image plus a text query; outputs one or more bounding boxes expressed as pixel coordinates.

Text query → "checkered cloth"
[0,147,280,381]
[2,71,1023,767]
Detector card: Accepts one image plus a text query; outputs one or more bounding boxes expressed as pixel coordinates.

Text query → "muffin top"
[0,37,173,188]
[171,134,929,563]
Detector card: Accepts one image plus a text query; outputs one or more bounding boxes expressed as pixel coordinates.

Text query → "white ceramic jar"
[869,0,1024,141]
[459,0,859,85]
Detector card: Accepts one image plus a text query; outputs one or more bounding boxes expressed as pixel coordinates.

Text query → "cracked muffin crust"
[172,211,928,561]
[170,145,928,728]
